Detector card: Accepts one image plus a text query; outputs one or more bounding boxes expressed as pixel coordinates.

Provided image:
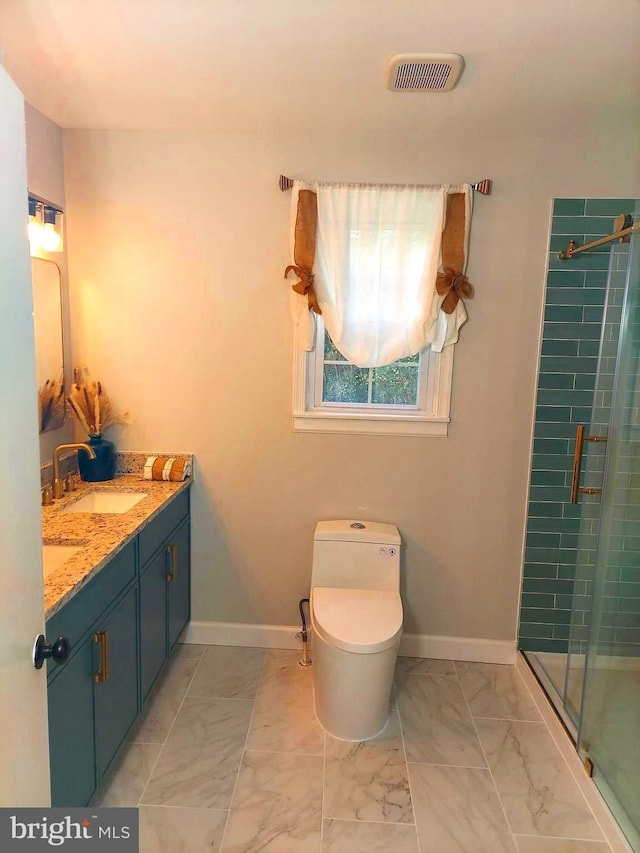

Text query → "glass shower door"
[563,242,630,726]
[577,228,640,848]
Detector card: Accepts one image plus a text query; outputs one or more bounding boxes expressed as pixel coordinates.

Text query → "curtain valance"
[285,181,474,367]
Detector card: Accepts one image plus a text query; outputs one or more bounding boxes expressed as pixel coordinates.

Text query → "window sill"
[293,411,449,436]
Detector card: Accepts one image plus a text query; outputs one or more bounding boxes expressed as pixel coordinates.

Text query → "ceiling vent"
[385,53,465,93]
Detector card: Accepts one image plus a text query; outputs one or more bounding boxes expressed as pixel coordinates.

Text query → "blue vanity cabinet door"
[94,584,140,780]
[167,520,191,650]
[139,546,169,702]
[48,638,96,807]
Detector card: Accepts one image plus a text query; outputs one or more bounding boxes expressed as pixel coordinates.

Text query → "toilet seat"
[312,587,403,655]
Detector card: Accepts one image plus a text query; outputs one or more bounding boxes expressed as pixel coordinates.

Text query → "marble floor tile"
[246,651,324,755]
[92,742,162,807]
[173,643,208,659]
[253,650,314,696]
[396,656,456,677]
[141,696,253,809]
[455,662,541,721]
[476,719,603,840]
[322,818,420,853]
[139,805,227,853]
[131,656,201,744]
[514,837,611,853]
[397,674,486,767]
[188,646,265,700]
[409,763,517,853]
[323,710,412,823]
[221,750,323,852]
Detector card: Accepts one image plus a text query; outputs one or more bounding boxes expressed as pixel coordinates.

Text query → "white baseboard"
[399,633,516,664]
[184,621,302,649]
[183,621,516,664]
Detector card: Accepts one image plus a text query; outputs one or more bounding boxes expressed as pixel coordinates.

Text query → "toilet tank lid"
[314,520,401,545]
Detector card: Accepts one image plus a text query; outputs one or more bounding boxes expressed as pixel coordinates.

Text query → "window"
[293,317,453,436]
[319,327,420,407]
[289,181,468,436]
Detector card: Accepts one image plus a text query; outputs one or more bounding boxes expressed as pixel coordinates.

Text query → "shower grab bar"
[570,424,608,504]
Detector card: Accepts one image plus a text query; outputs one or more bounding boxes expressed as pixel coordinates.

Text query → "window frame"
[292,316,453,436]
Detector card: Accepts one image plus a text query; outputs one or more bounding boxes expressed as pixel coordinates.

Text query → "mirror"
[32,257,65,433]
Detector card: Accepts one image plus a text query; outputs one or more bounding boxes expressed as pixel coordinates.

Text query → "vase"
[78,434,116,482]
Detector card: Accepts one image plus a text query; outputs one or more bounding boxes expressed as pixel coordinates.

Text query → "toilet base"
[313,696,391,743]
[312,628,400,741]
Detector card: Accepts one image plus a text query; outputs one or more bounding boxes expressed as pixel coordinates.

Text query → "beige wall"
[24,104,74,462]
[62,128,639,640]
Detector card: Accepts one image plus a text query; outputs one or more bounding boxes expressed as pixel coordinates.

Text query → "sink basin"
[42,545,82,578]
[62,491,148,515]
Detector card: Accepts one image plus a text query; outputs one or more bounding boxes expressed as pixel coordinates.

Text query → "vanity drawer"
[46,539,137,659]
[139,488,190,566]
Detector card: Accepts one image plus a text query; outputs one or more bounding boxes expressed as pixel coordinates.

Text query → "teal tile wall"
[518,198,636,654]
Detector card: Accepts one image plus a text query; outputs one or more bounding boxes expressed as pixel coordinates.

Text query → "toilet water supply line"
[297,598,312,666]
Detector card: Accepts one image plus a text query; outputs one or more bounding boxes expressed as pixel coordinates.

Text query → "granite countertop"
[43,473,191,619]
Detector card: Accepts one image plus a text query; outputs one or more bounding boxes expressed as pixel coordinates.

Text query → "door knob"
[33,634,71,669]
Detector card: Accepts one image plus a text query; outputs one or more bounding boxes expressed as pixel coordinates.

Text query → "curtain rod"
[278,175,492,195]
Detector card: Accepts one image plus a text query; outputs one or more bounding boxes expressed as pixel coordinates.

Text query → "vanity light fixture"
[28,195,63,254]
[28,197,43,250]
[41,206,63,252]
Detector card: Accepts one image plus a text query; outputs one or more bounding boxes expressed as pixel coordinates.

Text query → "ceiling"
[0,0,638,137]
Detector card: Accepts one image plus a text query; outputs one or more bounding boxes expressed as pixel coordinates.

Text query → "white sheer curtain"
[289,181,470,366]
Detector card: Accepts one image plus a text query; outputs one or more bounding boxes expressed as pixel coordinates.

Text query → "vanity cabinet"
[46,488,191,807]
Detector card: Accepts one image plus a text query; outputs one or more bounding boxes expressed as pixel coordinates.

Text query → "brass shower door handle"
[570,424,608,504]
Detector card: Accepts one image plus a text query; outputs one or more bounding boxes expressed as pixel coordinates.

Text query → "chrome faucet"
[52,443,96,499]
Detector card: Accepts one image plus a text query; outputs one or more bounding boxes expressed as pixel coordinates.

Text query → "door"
[140,547,168,701]
[48,642,96,807]
[94,585,139,778]
[577,227,640,849]
[0,66,50,805]
[167,521,191,649]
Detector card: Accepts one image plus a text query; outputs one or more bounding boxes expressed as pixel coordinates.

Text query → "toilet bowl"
[310,520,403,741]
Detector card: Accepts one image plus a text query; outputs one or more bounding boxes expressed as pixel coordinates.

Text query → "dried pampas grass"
[38,374,65,432]
[67,367,128,437]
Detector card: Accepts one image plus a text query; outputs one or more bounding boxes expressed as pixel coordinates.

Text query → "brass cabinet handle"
[570,424,607,504]
[166,543,177,583]
[93,630,109,683]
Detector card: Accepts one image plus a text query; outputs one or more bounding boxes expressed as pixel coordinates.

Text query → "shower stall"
[520,198,640,850]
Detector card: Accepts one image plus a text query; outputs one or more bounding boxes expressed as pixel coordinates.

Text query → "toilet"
[310,519,403,741]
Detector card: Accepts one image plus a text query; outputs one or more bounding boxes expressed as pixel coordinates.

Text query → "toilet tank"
[311,520,401,592]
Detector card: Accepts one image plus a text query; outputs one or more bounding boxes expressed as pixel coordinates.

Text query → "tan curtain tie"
[284,264,322,314]
[436,268,474,315]
[284,188,322,315]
